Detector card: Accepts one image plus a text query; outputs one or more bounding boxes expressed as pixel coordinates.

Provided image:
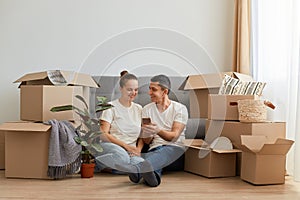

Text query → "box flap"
[178,72,254,91]
[14,72,48,83]
[240,135,267,153]
[0,122,51,132]
[183,139,208,148]
[231,72,254,81]
[257,138,294,155]
[60,71,99,87]
[178,77,188,90]
[14,70,99,88]
[184,138,240,158]
[178,73,226,90]
[210,136,233,150]
[241,135,294,155]
[212,149,242,154]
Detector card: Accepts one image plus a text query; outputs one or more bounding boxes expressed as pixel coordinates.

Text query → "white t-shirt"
[142,101,188,150]
[100,99,142,146]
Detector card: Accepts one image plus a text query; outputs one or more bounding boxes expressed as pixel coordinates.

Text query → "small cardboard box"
[0,121,51,179]
[14,70,99,122]
[205,120,286,149]
[179,72,252,118]
[205,120,286,175]
[184,139,240,178]
[0,131,4,169]
[240,135,294,185]
[208,94,257,121]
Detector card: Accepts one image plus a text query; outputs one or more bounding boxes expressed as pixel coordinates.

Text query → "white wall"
[0,0,234,123]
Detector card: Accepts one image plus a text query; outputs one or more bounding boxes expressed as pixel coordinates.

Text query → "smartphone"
[142,118,151,125]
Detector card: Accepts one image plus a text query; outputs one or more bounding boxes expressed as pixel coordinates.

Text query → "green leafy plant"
[50,95,113,164]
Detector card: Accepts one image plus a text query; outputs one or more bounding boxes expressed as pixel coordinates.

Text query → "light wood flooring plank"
[0,170,300,200]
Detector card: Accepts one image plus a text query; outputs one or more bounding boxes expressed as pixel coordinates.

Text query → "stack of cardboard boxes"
[180,72,294,185]
[0,70,99,179]
[180,72,241,178]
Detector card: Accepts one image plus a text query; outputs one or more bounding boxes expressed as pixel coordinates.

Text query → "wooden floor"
[1,170,300,200]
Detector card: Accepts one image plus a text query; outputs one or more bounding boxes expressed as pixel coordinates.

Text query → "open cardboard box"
[205,120,286,149]
[14,70,99,122]
[205,120,286,176]
[208,94,258,121]
[240,135,294,185]
[0,121,52,179]
[184,138,241,178]
[179,72,252,118]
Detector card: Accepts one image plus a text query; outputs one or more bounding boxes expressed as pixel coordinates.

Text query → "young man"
[117,74,188,187]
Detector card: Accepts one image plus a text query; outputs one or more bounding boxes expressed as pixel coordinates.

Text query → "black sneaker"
[115,164,141,183]
[129,173,141,183]
[140,161,161,187]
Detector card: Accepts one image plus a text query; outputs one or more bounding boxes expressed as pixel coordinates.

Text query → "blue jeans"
[94,142,144,174]
[143,145,185,177]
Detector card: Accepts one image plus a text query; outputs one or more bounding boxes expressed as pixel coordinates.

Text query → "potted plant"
[50,95,113,178]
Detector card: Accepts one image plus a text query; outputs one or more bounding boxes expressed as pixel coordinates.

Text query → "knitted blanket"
[45,120,82,179]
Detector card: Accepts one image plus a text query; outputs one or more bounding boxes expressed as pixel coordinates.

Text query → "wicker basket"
[237,99,267,122]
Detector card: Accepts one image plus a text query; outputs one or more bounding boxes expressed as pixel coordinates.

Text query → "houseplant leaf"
[50,105,75,112]
[75,95,89,109]
[91,143,103,153]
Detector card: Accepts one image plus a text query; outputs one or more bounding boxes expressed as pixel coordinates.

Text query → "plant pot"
[81,163,95,178]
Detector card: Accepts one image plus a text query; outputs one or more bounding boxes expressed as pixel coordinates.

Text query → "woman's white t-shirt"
[100,99,142,146]
[142,101,188,150]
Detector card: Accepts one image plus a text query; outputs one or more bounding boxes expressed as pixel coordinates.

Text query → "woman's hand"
[123,144,141,156]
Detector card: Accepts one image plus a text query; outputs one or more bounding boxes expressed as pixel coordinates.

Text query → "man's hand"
[140,123,160,138]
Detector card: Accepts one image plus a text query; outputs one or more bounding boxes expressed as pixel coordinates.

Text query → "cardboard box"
[205,120,286,149]
[240,135,294,185]
[0,121,51,179]
[208,94,257,121]
[14,70,99,122]
[20,85,84,122]
[205,120,286,176]
[179,72,252,118]
[184,139,240,178]
[0,131,4,169]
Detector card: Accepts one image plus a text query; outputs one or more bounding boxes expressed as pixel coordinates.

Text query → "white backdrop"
[251,0,300,180]
[0,0,234,124]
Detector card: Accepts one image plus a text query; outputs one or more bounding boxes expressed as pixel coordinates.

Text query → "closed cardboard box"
[0,122,51,179]
[179,72,253,118]
[184,139,240,178]
[208,94,257,121]
[240,135,294,185]
[14,70,99,122]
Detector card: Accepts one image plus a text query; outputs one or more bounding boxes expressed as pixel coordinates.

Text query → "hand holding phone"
[142,118,151,125]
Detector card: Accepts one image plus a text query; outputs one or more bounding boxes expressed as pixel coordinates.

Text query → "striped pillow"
[218,74,266,96]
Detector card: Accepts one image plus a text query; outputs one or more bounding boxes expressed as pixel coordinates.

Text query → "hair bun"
[120,70,129,78]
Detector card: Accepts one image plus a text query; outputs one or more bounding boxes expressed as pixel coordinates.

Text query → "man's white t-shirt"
[100,99,142,146]
[142,101,188,150]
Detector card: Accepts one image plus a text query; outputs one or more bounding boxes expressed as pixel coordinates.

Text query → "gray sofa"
[90,76,206,171]
[90,76,206,139]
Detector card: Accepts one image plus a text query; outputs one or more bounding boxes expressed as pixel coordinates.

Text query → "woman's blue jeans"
[95,142,185,177]
[94,142,144,174]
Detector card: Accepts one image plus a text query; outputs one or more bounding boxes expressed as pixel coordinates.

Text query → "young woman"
[116,74,188,187]
[95,71,144,173]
